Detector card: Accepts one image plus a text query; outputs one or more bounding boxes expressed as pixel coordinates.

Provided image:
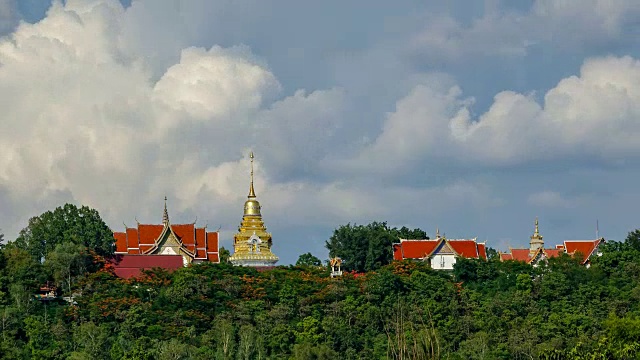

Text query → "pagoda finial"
[534,217,539,237]
[248,151,256,198]
[163,196,169,225]
[436,227,440,239]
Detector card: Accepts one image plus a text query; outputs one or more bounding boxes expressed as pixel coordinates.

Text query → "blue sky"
[2,0,640,264]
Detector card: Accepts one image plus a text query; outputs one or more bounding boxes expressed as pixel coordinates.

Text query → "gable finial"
[163,196,169,225]
[248,151,256,198]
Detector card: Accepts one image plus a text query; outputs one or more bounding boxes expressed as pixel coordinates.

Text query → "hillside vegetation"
[1,205,639,359]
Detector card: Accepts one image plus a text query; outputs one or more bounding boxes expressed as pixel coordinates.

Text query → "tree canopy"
[3,207,640,358]
[295,252,322,267]
[12,203,114,261]
[325,221,427,272]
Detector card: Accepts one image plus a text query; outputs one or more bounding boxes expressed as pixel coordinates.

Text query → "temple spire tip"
[163,196,169,225]
[248,151,256,198]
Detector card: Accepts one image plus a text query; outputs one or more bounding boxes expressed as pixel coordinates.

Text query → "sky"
[1,0,640,264]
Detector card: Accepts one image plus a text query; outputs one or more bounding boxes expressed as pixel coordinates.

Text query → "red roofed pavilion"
[112,198,219,276]
[393,229,487,270]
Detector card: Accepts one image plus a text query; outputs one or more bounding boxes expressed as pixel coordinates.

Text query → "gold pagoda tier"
[229,152,279,267]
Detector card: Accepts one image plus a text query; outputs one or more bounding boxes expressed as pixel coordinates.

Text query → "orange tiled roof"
[477,243,487,259]
[172,224,196,253]
[563,239,603,264]
[510,249,533,263]
[394,239,441,260]
[113,222,219,263]
[393,244,403,260]
[501,239,604,265]
[543,248,563,258]
[394,238,486,261]
[499,252,513,261]
[448,240,479,258]
[206,232,219,262]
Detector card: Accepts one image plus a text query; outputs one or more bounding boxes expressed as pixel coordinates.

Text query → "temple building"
[498,218,604,267]
[392,229,487,270]
[112,198,219,277]
[228,152,279,267]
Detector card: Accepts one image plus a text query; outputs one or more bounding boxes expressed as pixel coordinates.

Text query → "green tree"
[213,318,235,360]
[13,203,113,261]
[296,252,322,267]
[326,222,427,272]
[45,242,88,293]
[392,226,428,240]
[69,321,110,360]
[219,246,231,263]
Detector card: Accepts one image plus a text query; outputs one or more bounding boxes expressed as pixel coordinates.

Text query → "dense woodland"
[1,204,640,359]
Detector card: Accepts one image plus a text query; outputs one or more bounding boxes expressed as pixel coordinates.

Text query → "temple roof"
[393,238,487,261]
[499,238,604,265]
[563,239,604,264]
[393,239,441,260]
[109,255,184,278]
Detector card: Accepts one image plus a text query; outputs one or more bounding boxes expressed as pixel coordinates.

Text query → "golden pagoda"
[228,152,279,267]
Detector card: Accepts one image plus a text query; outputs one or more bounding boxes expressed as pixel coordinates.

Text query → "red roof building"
[111,198,219,277]
[499,219,604,266]
[109,255,185,278]
[393,230,487,270]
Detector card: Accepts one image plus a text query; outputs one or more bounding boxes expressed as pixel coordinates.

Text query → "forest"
[0,204,640,359]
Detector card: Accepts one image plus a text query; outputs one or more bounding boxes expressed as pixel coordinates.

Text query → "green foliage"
[4,209,640,359]
[219,246,231,263]
[13,203,114,261]
[296,252,322,267]
[326,221,427,272]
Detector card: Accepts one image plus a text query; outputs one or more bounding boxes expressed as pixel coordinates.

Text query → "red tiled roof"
[499,253,513,261]
[114,232,127,253]
[396,239,441,259]
[448,240,479,258]
[138,224,163,245]
[510,249,533,262]
[110,255,184,278]
[393,244,403,261]
[172,224,196,252]
[543,249,563,258]
[477,243,487,259]
[394,239,487,261]
[563,239,602,264]
[206,232,219,253]
[126,228,139,251]
[195,227,205,256]
[113,223,219,263]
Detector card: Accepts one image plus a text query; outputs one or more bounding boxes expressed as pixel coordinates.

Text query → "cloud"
[1,0,640,263]
[0,0,18,35]
[527,191,573,208]
[409,0,640,63]
[351,55,640,173]
[0,0,347,243]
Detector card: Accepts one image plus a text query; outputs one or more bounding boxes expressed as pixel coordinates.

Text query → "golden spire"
[162,196,169,225]
[248,151,256,198]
